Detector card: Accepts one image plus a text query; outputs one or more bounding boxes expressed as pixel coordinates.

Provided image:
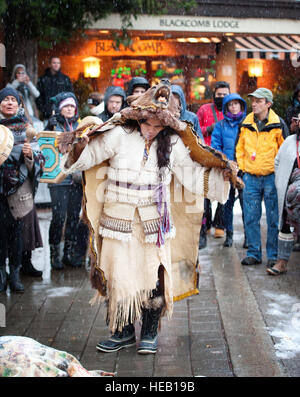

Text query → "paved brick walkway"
[3,207,300,377]
[0,210,234,377]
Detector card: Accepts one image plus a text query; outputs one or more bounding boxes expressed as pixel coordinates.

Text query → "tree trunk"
[4,28,38,85]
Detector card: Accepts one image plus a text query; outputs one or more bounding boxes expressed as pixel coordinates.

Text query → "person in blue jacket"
[211,93,247,247]
[171,85,203,140]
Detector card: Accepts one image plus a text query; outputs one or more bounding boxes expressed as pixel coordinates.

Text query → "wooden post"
[216,40,237,92]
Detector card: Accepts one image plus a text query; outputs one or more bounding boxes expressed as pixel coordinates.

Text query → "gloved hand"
[48,115,57,130]
[206,123,216,136]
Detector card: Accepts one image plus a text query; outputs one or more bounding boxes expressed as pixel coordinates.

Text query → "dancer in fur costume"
[59,79,239,354]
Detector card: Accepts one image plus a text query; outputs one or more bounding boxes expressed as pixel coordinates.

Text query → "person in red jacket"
[197,81,230,248]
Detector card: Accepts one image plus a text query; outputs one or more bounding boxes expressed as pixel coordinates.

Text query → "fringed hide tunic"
[62,126,230,332]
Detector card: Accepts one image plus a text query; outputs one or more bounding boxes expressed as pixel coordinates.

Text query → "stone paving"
[1,206,300,377]
[0,208,234,377]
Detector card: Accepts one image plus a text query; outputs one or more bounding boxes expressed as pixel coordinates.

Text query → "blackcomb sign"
[159,18,240,30]
[92,14,300,35]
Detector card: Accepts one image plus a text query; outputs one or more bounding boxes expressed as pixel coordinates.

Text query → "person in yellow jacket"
[235,88,287,267]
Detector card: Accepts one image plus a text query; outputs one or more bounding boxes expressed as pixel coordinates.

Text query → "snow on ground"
[46,287,78,298]
[263,291,300,359]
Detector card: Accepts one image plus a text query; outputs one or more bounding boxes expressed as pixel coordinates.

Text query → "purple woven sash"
[153,183,170,247]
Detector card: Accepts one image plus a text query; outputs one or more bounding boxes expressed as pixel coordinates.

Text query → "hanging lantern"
[248,60,263,77]
[82,57,101,78]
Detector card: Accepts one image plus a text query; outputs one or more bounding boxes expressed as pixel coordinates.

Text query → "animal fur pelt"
[57,79,243,189]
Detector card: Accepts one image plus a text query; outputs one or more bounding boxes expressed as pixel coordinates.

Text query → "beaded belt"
[108,179,157,191]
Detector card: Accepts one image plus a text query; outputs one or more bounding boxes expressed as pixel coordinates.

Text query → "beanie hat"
[59,97,77,111]
[0,87,21,104]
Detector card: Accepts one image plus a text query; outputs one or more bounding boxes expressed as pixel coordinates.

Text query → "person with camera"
[7,64,43,132]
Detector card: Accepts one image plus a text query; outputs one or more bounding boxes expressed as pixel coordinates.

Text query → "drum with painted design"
[0,125,14,166]
[37,131,66,183]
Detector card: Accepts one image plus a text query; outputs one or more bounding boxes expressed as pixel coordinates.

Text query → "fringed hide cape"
[61,125,230,332]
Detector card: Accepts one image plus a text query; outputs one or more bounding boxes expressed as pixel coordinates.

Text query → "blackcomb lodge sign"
[92,14,299,35]
[159,18,240,30]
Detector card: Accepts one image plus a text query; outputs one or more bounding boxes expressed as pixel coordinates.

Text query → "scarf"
[0,110,45,196]
[153,183,170,247]
[225,111,244,120]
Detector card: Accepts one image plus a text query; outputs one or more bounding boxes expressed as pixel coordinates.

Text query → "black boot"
[198,229,207,249]
[8,264,24,293]
[223,231,233,247]
[96,323,136,353]
[293,237,300,252]
[70,251,85,268]
[50,244,63,270]
[21,251,42,277]
[62,240,74,267]
[0,265,7,293]
[137,300,164,355]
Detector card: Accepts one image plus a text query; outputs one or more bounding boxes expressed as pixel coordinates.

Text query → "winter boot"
[0,265,7,293]
[69,240,87,268]
[21,250,42,277]
[62,240,74,267]
[214,228,224,238]
[266,259,288,276]
[198,229,207,249]
[8,264,24,293]
[293,236,300,251]
[243,235,248,249]
[96,324,136,353]
[70,252,85,268]
[50,244,63,270]
[223,231,233,247]
[137,300,164,355]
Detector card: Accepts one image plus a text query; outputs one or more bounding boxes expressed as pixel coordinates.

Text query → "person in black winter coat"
[98,86,126,123]
[46,92,89,270]
[36,57,73,120]
[286,82,300,135]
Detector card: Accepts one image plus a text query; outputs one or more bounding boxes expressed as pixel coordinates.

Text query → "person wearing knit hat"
[0,87,21,105]
[0,86,45,292]
[46,91,78,132]
[58,96,77,112]
[6,64,41,123]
